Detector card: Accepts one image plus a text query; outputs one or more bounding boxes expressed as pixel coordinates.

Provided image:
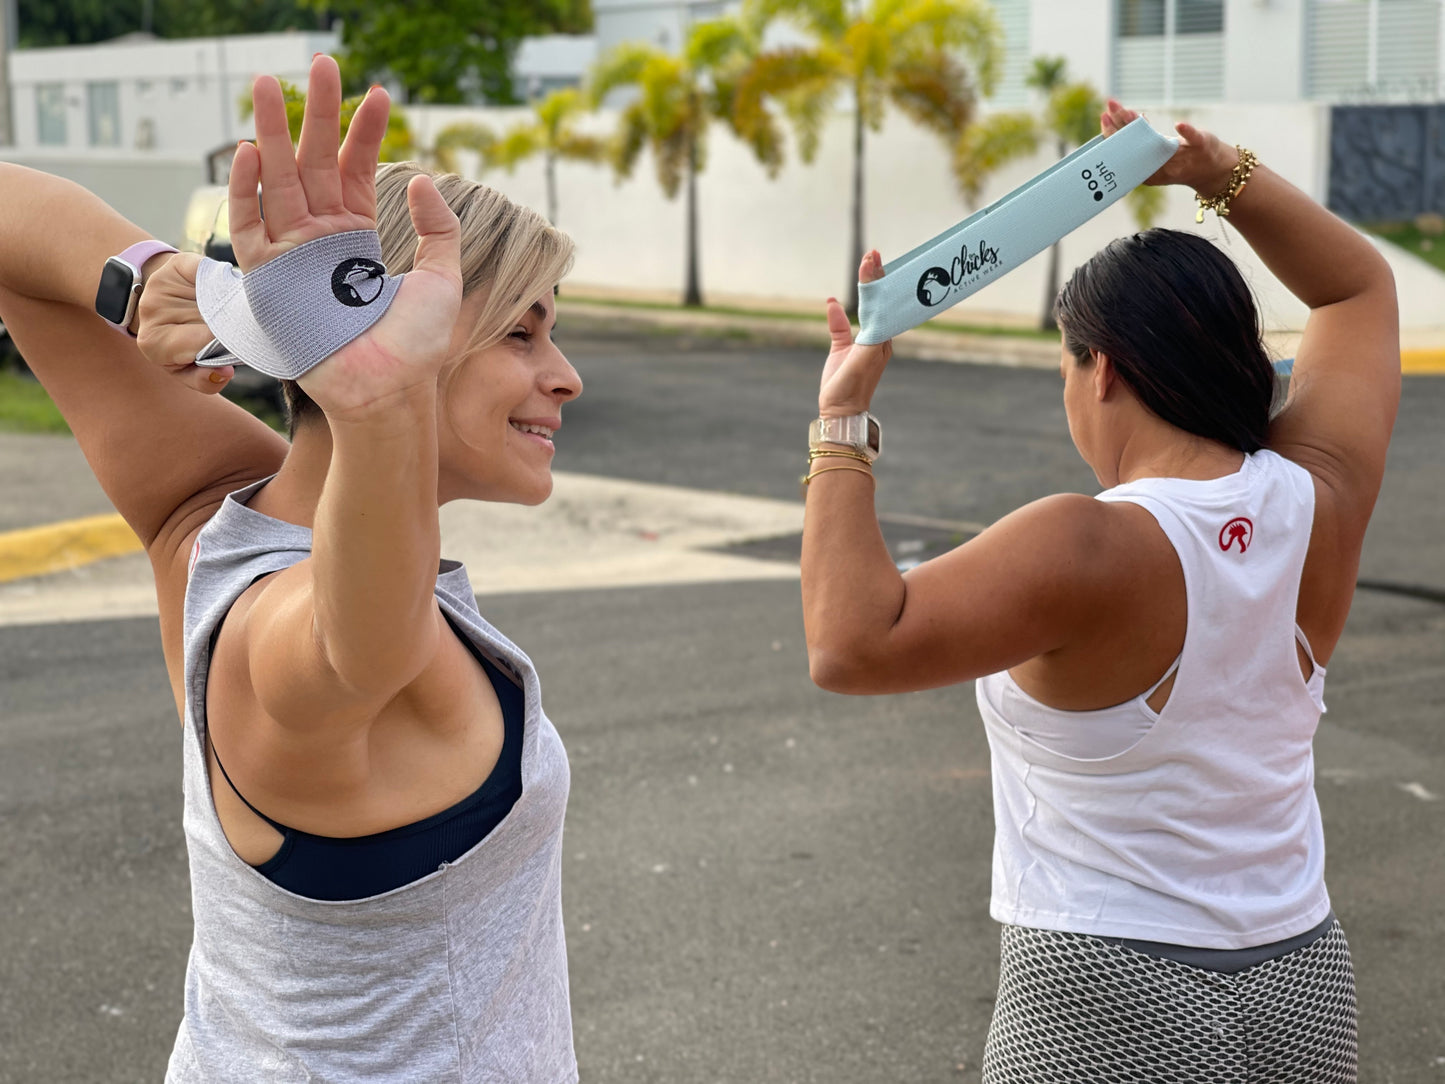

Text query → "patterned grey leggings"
[982,922,1358,1083]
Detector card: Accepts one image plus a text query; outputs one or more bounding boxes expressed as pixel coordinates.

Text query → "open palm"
[232,57,463,417]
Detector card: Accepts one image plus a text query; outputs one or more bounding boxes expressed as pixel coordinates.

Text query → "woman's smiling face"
[435,289,582,505]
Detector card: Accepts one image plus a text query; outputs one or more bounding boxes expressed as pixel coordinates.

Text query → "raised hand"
[819,250,893,417]
[228,57,390,270]
[235,55,463,419]
[1101,98,1237,196]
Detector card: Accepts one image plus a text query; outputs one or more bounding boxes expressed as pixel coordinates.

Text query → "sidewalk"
[3,301,1442,614]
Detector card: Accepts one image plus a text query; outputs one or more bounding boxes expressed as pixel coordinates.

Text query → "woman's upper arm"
[0,288,288,569]
[1268,278,1401,531]
[826,495,1116,695]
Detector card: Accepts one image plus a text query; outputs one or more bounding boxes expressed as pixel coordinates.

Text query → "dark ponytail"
[1053,229,1276,453]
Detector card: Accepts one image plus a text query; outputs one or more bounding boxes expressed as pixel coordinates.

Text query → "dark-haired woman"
[800,101,1397,1082]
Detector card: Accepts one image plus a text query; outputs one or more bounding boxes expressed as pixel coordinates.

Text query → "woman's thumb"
[406,174,461,280]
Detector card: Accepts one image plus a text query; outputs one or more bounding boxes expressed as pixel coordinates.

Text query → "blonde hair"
[282,163,574,430]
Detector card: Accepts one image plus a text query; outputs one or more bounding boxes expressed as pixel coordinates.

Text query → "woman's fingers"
[859,249,884,284]
[338,86,389,222]
[186,366,235,395]
[227,140,268,270]
[405,174,463,287]
[250,75,307,240]
[825,295,854,352]
[1175,121,1205,148]
[295,55,346,216]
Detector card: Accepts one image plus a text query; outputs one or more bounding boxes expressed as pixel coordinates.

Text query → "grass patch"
[564,294,1057,341]
[0,370,286,435]
[1366,220,1445,274]
[0,371,69,434]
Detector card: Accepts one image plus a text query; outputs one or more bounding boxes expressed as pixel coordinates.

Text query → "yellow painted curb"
[0,513,142,583]
[1402,349,1445,374]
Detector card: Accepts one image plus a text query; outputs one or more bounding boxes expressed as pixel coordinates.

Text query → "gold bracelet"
[800,463,876,488]
[1195,146,1258,223]
[807,448,874,466]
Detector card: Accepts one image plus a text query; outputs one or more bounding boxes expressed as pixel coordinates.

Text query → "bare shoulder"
[855,492,1166,694]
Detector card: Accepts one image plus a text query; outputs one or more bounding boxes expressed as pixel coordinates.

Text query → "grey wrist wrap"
[855,117,1179,345]
[193,230,403,379]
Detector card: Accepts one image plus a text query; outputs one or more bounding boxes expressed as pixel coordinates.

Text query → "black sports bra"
[212,628,525,902]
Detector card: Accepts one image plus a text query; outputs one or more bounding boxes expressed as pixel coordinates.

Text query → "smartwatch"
[808,413,882,461]
[94,240,178,334]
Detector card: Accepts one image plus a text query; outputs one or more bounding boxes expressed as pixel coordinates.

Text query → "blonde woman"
[0,58,582,1081]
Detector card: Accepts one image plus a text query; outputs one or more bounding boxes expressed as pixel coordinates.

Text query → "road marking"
[0,513,141,583]
[1396,782,1438,802]
[1401,349,1445,375]
[0,473,804,626]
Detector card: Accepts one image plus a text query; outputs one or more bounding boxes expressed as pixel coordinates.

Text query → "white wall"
[1225,0,1308,102]
[0,152,204,244]
[1029,0,1114,94]
[410,99,1444,334]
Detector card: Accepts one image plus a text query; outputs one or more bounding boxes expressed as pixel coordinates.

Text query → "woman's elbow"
[808,645,882,695]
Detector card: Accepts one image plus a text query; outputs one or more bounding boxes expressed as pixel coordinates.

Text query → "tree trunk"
[1039,138,1068,332]
[846,97,865,318]
[1040,241,1060,332]
[683,127,702,308]
[545,151,558,227]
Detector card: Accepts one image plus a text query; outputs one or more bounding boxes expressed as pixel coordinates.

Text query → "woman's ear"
[1091,350,1119,401]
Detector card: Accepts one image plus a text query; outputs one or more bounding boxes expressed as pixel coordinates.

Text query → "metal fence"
[1327,104,1445,222]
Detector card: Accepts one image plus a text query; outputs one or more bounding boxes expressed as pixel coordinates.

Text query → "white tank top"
[976,450,1333,950]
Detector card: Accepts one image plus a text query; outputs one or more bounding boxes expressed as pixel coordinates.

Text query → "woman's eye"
[509,328,530,341]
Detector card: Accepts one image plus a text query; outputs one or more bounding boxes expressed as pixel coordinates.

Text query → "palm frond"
[431,121,495,173]
[1026,55,1068,94]
[888,52,975,134]
[555,132,613,165]
[1046,82,1104,148]
[1126,184,1166,229]
[612,103,650,181]
[748,0,849,40]
[951,110,1038,204]
[732,46,839,163]
[588,42,664,106]
[488,126,542,173]
[780,82,839,162]
[535,87,587,136]
[685,16,749,71]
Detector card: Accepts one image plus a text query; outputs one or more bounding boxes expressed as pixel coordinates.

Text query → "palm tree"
[590,14,778,307]
[488,89,612,227]
[955,56,1165,330]
[739,0,1004,314]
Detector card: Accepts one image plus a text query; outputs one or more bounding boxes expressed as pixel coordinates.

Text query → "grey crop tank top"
[166,479,577,1084]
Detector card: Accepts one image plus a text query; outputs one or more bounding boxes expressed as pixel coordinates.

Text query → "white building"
[8,29,339,159]
[990,0,1444,108]
[589,0,1444,108]
[513,34,599,100]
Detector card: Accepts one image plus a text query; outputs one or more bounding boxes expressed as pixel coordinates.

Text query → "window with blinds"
[1306,0,1443,101]
[1114,0,1225,103]
[986,0,1033,107]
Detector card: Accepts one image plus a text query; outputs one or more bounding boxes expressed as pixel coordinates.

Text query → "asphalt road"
[2,330,1442,1082]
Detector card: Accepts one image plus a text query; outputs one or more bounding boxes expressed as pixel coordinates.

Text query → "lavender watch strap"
[117,239,179,273]
[105,240,178,335]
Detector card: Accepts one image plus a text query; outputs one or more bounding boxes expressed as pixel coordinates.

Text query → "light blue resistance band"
[855,117,1179,345]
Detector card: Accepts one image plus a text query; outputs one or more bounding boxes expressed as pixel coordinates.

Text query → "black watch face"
[95,258,136,324]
